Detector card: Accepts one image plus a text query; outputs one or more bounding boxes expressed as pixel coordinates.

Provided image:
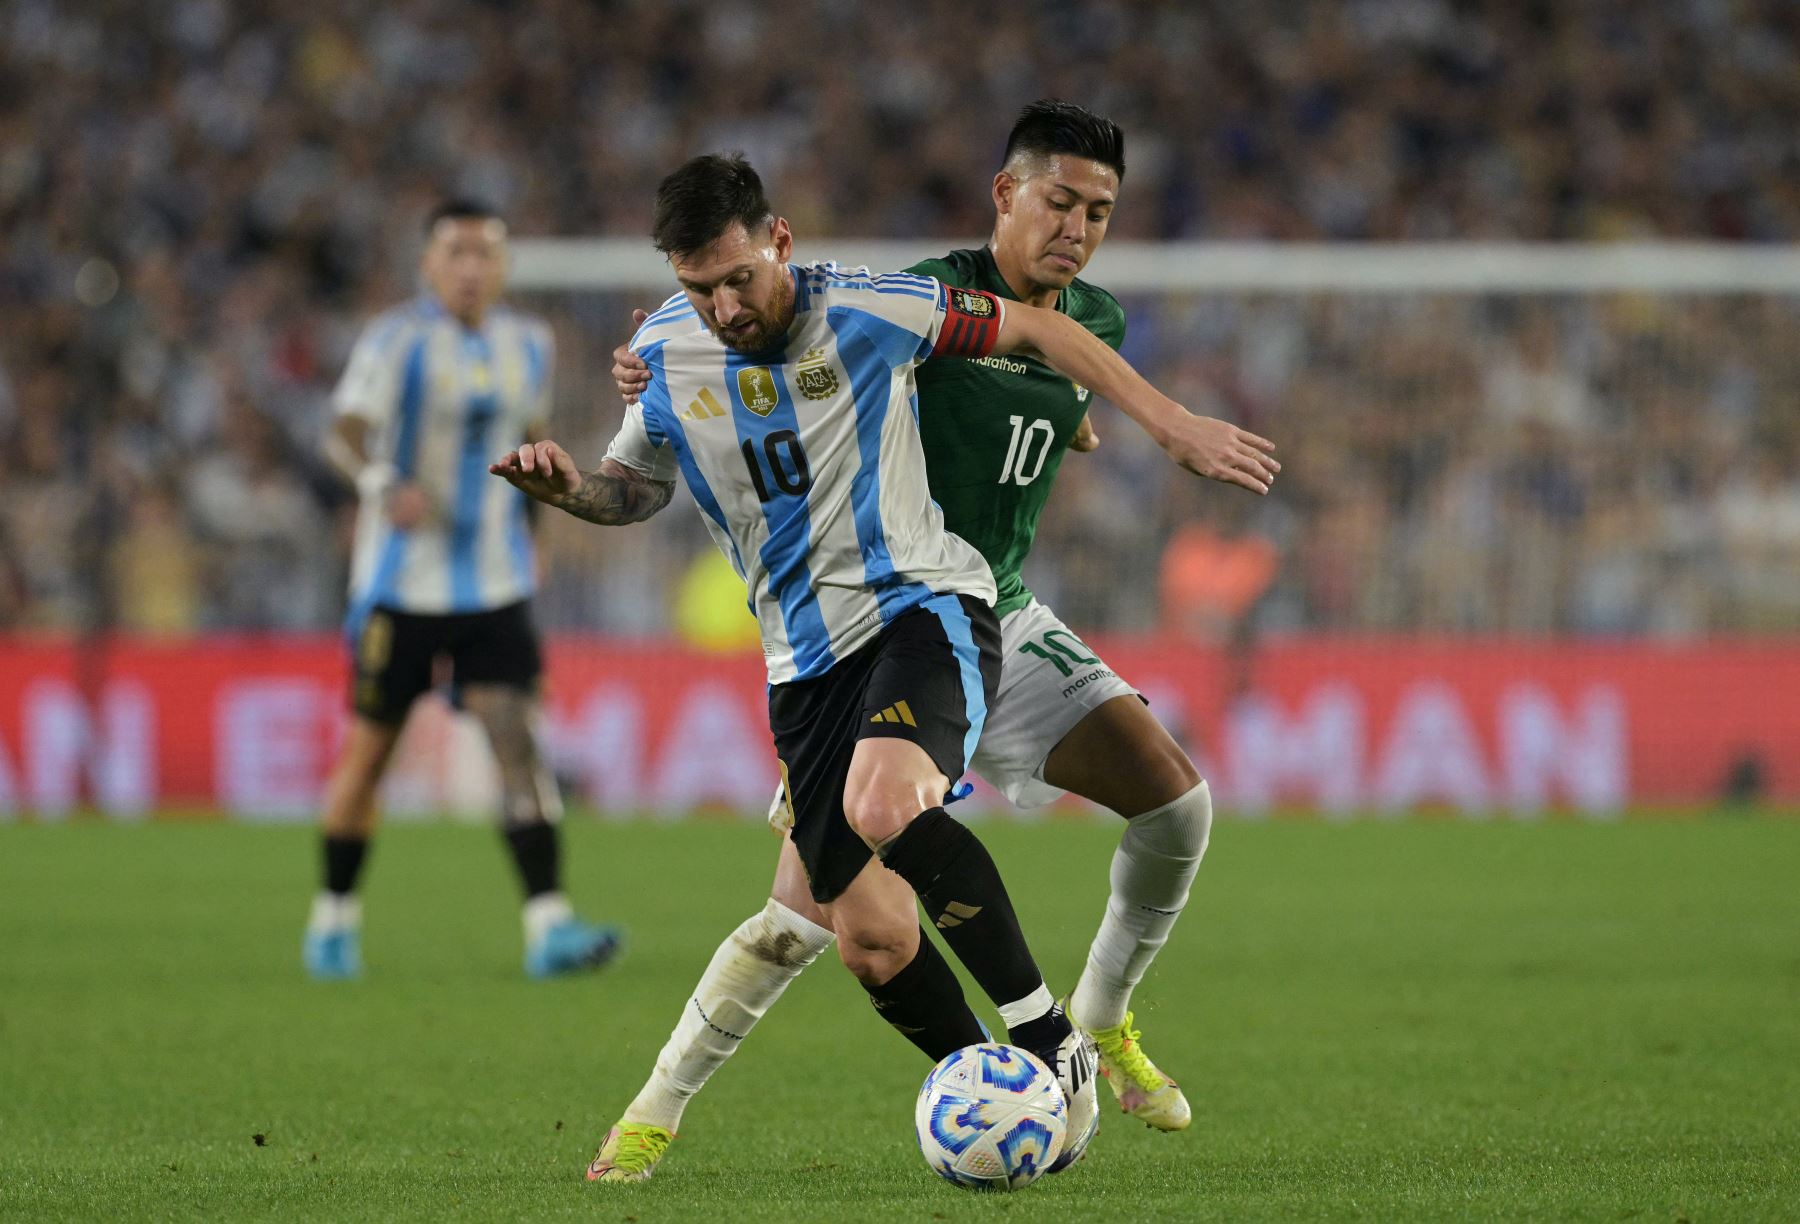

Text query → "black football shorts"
[769,592,1001,903]
[349,600,543,725]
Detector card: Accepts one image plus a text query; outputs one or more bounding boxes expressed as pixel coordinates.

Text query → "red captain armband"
[928,287,1005,359]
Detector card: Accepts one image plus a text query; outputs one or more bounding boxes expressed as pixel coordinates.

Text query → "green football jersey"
[907,247,1127,617]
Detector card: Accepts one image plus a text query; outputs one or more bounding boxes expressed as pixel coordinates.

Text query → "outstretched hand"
[490,439,583,503]
[613,309,652,404]
[1158,414,1280,494]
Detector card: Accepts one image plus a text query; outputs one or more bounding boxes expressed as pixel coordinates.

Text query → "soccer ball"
[915,1043,1068,1191]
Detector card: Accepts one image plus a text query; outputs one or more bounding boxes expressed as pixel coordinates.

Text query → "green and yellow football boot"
[1084,1011,1191,1131]
[585,1121,674,1183]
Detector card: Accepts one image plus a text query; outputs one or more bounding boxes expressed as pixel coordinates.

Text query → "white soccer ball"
[915,1042,1068,1191]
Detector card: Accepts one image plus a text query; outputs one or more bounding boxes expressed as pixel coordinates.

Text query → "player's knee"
[338,738,397,791]
[836,937,909,985]
[832,917,914,984]
[324,749,389,826]
[1119,733,1203,817]
[1128,779,1213,862]
[842,771,935,848]
[732,899,835,970]
[1152,751,1205,805]
[322,808,375,838]
[468,689,541,759]
[487,730,544,787]
[499,767,561,829]
[842,789,909,847]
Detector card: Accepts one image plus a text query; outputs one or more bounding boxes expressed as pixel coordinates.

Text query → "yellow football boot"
[1085,1011,1191,1131]
[585,1121,674,1183]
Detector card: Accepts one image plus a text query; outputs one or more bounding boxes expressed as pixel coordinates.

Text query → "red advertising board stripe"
[1,635,1796,816]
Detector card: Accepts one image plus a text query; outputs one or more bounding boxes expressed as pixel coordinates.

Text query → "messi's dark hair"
[1001,100,1125,181]
[652,154,774,258]
[424,197,500,235]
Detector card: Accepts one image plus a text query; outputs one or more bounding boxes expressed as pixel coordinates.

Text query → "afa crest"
[796,348,840,401]
[737,366,779,416]
[951,288,996,318]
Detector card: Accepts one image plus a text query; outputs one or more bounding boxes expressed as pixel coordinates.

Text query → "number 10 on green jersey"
[1000,416,1057,486]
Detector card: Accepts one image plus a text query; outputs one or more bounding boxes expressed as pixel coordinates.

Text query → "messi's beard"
[715,273,795,354]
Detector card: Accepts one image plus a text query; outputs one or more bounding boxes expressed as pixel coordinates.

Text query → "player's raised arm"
[490,442,674,525]
[989,299,1279,494]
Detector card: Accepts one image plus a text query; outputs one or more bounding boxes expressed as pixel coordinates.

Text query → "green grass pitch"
[2,815,1796,1221]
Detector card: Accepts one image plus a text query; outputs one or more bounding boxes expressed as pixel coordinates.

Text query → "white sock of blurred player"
[308,890,361,934]
[623,899,837,1132]
[1070,781,1213,1029]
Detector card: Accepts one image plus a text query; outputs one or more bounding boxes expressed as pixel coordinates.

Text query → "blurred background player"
[588,137,1276,1180]
[303,200,621,981]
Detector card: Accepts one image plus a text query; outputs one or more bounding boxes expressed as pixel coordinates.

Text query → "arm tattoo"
[550,458,674,525]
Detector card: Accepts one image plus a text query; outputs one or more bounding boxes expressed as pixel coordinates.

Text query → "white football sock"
[998,984,1056,1030]
[623,899,836,1133]
[308,892,361,932]
[1070,780,1212,1031]
[523,892,574,945]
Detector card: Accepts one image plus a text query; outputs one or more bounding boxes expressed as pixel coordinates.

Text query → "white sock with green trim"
[1070,781,1212,1031]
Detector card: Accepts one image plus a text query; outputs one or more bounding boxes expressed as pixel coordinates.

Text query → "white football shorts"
[970,597,1140,808]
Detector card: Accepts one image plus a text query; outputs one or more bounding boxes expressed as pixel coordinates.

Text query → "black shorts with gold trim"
[769,593,1000,904]
[349,600,542,725]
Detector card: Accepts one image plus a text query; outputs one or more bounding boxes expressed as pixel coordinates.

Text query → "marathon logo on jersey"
[931,287,1004,361]
[795,348,839,401]
[737,366,779,416]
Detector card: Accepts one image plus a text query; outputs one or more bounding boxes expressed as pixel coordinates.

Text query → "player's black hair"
[652,154,774,258]
[424,198,502,235]
[1001,100,1126,182]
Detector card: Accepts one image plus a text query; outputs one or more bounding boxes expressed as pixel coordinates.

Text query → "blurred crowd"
[2,0,1798,638]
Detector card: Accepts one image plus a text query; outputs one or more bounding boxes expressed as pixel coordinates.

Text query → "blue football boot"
[303,925,362,981]
[525,918,623,979]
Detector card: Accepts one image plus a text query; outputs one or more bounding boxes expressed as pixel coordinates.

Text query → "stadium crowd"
[2,0,1798,637]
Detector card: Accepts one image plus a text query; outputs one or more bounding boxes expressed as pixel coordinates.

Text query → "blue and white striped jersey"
[605,262,1007,684]
[333,296,552,626]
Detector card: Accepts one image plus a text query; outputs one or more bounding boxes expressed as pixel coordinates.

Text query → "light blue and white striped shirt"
[605,262,1005,684]
[333,296,552,626]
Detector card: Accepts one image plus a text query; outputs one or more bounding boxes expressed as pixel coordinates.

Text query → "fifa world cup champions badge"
[738,366,779,416]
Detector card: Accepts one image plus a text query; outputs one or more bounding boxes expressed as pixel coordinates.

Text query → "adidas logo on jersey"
[870,700,917,727]
[678,388,728,423]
